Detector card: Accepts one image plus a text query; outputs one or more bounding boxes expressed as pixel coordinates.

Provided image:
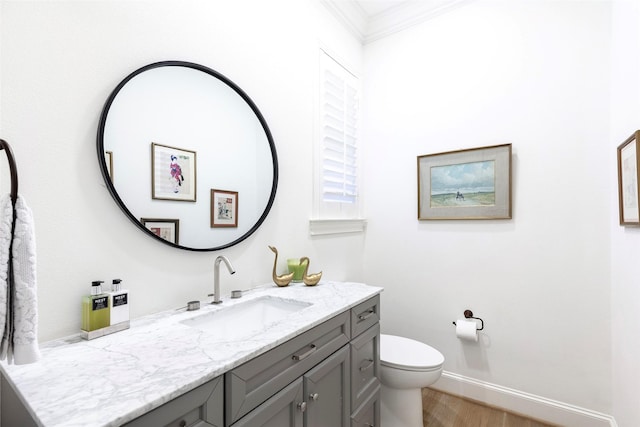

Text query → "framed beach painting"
[211,189,238,228]
[151,143,197,202]
[418,144,512,220]
[617,131,640,226]
[140,218,180,244]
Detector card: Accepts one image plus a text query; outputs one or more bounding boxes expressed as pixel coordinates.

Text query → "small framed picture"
[104,151,113,182]
[151,143,196,202]
[617,131,640,226]
[211,189,238,228]
[141,218,180,244]
[418,143,512,220]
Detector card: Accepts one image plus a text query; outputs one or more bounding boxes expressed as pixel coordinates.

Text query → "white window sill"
[309,219,367,236]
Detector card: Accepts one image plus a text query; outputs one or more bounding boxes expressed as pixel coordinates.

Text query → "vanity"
[0,281,382,427]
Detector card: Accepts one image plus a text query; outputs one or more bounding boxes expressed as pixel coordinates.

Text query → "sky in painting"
[431,160,495,195]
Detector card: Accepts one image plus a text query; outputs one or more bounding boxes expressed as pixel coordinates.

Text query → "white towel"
[0,194,40,365]
[0,194,11,358]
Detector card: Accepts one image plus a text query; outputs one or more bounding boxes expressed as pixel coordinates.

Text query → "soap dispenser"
[107,279,129,326]
[81,281,110,332]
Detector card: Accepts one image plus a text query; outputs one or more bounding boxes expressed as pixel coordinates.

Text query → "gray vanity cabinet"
[225,311,350,426]
[124,375,224,427]
[227,295,380,427]
[231,346,351,427]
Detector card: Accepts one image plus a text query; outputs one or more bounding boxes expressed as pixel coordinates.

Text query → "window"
[311,50,366,235]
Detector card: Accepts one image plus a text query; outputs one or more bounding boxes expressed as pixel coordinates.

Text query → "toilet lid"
[380,334,444,370]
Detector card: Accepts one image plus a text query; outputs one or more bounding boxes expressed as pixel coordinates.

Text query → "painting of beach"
[430,160,496,208]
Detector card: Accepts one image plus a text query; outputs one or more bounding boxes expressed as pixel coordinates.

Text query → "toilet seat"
[380,334,444,372]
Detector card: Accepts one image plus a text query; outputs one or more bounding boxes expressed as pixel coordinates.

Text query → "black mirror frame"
[96,60,279,252]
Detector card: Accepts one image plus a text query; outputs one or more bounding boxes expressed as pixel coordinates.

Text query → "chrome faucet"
[209,255,235,304]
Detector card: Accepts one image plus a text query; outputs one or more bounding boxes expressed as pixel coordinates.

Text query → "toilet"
[379,334,445,427]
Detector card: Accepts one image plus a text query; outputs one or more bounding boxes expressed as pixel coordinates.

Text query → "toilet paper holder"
[452,310,484,331]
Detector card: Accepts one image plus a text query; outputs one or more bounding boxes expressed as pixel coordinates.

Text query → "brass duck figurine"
[299,256,322,286]
[269,246,294,287]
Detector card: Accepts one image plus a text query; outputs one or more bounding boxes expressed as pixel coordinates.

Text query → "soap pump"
[81,281,110,332]
[108,279,130,326]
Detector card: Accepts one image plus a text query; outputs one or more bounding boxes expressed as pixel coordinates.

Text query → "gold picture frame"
[140,218,180,244]
[617,131,640,226]
[418,144,512,220]
[151,143,197,202]
[211,189,238,228]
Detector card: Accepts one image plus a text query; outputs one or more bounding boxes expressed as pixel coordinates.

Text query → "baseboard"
[430,371,617,427]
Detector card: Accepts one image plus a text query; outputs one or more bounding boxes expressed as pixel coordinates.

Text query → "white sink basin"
[181,296,311,340]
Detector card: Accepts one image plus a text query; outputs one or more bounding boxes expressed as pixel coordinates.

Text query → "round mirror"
[97,61,278,251]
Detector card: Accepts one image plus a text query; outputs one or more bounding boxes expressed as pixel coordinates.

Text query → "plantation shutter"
[321,54,359,206]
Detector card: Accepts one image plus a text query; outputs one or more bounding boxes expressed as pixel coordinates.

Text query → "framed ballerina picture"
[151,142,197,202]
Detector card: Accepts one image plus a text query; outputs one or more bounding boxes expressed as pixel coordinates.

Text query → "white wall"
[610,1,640,426]
[362,0,612,414]
[0,0,366,342]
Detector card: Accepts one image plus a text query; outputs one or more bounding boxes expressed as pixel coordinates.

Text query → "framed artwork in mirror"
[211,189,238,227]
[151,143,196,202]
[141,218,179,244]
[617,130,640,226]
[418,143,512,220]
[104,151,113,182]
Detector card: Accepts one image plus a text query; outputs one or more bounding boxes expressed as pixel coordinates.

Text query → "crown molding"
[320,0,368,43]
[322,0,475,45]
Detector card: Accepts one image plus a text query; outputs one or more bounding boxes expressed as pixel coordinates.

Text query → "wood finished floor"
[422,388,558,427]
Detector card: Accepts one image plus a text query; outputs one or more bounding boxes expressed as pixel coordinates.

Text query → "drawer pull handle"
[298,401,307,412]
[358,310,375,321]
[309,392,320,401]
[292,344,317,361]
[359,359,374,372]
[179,421,186,427]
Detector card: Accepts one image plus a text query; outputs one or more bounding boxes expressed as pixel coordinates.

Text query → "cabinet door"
[231,378,304,427]
[304,346,350,427]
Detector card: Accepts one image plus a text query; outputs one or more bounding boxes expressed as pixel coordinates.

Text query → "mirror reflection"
[97,61,278,251]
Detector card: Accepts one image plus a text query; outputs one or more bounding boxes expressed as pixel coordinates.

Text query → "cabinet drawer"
[225,311,350,426]
[350,384,380,427]
[124,376,223,427]
[350,295,379,338]
[350,323,380,411]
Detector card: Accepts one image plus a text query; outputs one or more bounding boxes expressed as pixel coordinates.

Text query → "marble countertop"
[0,281,382,427]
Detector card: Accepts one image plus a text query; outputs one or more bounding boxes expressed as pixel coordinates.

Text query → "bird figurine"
[268,245,294,287]
[299,256,322,286]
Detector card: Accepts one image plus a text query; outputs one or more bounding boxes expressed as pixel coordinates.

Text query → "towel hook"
[452,309,484,331]
[0,139,18,205]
